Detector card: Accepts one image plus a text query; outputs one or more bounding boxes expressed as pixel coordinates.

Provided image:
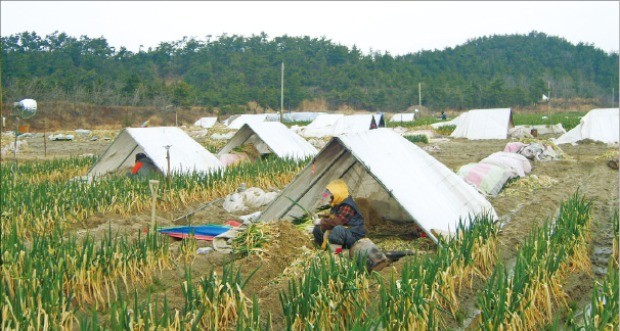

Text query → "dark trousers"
[313,225,358,248]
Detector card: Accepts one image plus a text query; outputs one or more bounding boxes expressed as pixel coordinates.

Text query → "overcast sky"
[1,1,618,55]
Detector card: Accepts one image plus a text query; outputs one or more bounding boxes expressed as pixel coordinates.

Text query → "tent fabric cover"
[457,163,513,197]
[449,108,513,140]
[217,122,318,161]
[227,114,269,129]
[390,113,415,122]
[373,113,386,127]
[258,128,497,243]
[87,127,223,177]
[330,114,382,136]
[301,114,344,138]
[193,117,218,128]
[265,112,322,122]
[552,108,619,145]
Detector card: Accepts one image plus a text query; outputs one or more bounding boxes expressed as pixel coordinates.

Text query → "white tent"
[300,114,344,138]
[226,114,269,129]
[87,127,223,177]
[217,122,318,162]
[448,108,513,140]
[552,108,619,145]
[265,112,322,122]
[193,117,218,128]
[257,128,497,243]
[390,113,415,123]
[373,113,386,127]
[331,114,384,136]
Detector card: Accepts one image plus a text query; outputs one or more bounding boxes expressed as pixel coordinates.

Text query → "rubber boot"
[350,238,390,272]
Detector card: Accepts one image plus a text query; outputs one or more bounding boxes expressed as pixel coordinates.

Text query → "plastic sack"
[480,152,532,178]
[222,187,278,213]
[457,163,513,197]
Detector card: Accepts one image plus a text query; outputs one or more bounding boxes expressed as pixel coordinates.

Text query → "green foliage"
[279,253,371,330]
[580,262,619,330]
[478,191,592,330]
[283,120,312,127]
[0,155,304,329]
[2,31,618,112]
[433,124,456,136]
[512,111,586,131]
[0,156,306,240]
[404,134,429,144]
[389,115,442,128]
[374,212,499,329]
[231,222,275,257]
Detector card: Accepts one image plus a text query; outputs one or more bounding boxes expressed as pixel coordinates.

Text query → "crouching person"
[313,179,366,253]
[130,153,158,178]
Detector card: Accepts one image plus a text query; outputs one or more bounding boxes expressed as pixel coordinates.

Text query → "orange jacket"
[131,161,144,175]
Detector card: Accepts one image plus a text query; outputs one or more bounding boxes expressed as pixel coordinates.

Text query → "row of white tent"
[295,113,385,138]
[91,112,397,179]
[88,122,319,178]
[195,113,388,137]
[196,112,416,131]
[196,108,619,144]
[430,107,619,143]
[87,126,497,244]
[105,107,617,179]
[85,107,618,244]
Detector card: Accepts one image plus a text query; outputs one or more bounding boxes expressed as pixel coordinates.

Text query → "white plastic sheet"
[222,187,278,213]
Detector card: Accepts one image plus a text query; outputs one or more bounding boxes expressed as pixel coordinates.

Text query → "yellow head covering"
[325,179,350,206]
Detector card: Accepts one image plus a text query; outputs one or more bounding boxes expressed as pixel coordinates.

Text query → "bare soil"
[4,129,618,329]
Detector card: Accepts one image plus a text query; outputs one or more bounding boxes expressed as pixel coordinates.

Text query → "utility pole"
[280,62,284,123]
[164,145,171,190]
[44,117,47,157]
[418,82,422,106]
[613,88,615,108]
[547,81,551,112]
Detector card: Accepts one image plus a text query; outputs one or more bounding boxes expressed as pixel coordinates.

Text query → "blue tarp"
[158,224,232,240]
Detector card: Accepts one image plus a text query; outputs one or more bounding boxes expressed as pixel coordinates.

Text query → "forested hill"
[2,31,618,113]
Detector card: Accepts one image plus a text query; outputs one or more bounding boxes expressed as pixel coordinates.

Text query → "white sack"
[480,152,532,178]
[222,187,279,213]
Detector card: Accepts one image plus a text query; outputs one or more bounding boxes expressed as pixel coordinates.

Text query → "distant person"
[441,111,447,120]
[130,153,158,177]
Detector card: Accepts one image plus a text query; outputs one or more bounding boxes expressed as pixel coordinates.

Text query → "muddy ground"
[3,128,618,329]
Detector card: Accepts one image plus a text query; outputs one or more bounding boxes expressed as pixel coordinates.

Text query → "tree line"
[2,30,618,114]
